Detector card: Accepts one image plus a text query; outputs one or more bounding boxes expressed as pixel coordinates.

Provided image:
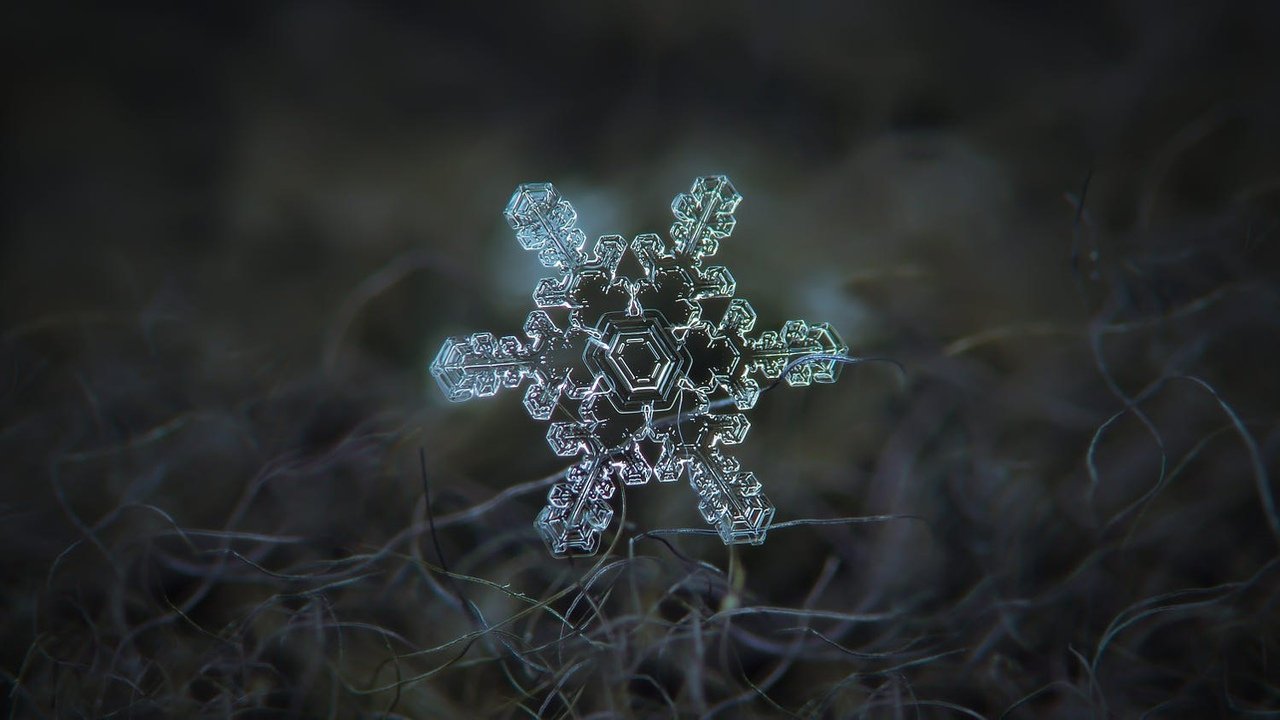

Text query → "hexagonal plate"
[583,310,691,414]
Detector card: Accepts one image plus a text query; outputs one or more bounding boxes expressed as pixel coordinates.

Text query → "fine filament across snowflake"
[431,176,847,556]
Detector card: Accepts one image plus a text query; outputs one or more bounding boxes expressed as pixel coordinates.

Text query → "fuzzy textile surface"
[3,3,1280,718]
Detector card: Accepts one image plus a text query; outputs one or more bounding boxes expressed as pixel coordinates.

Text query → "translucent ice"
[431,176,847,556]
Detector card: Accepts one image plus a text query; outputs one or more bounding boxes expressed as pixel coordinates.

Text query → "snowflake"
[431,176,847,556]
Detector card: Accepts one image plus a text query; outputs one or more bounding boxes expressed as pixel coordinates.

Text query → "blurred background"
[4,2,1279,717]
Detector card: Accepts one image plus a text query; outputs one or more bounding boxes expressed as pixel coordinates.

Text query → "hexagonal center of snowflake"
[584,310,691,414]
[615,337,663,388]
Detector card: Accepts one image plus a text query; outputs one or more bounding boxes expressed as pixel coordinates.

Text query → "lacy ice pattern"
[431,176,846,556]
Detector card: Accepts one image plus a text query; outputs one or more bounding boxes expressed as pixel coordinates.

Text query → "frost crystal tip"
[431,176,847,556]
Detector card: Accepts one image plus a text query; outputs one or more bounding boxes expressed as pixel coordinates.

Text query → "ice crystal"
[431,176,847,556]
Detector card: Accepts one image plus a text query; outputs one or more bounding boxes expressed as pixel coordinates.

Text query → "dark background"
[4,2,1279,717]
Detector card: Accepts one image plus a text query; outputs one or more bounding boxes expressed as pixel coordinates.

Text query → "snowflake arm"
[429,310,575,421]
[736,319,848,408]
[670,175,743,260]
[505,182,588,273]
[688,447,774,545]
[536,456,615,556]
